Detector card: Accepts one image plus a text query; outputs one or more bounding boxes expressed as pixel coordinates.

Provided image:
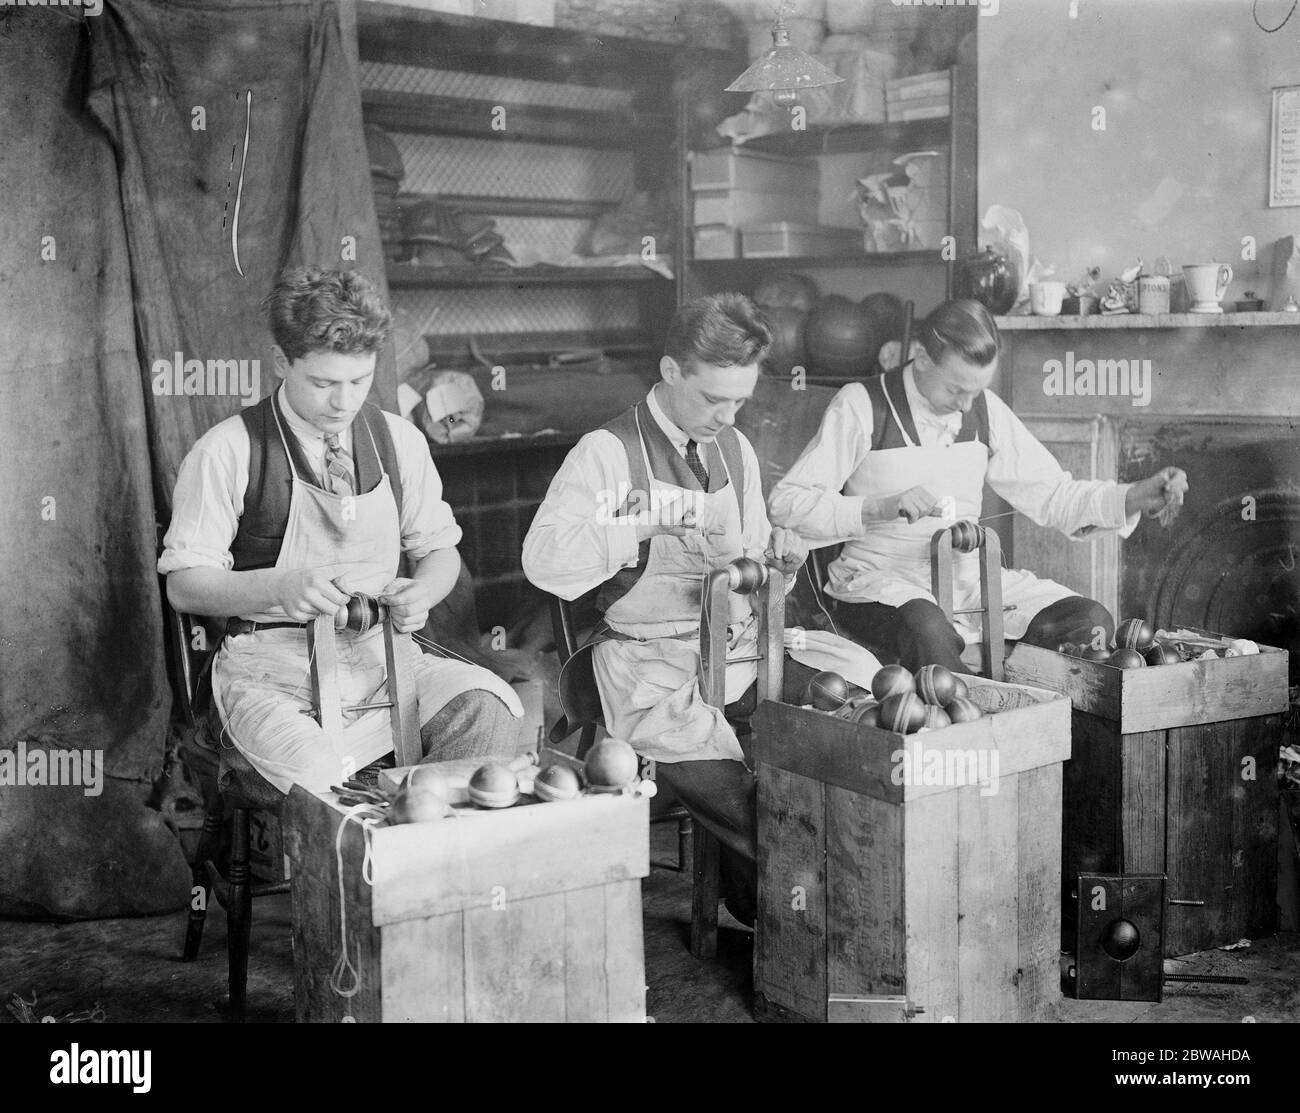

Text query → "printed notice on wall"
[1270,86,1300,207]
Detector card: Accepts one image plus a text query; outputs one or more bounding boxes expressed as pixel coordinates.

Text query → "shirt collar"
[902,365,961,431]
[646,384,692,450]
[277,382,347,445]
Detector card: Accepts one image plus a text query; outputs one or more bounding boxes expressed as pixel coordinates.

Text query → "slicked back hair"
[664,292,772,374]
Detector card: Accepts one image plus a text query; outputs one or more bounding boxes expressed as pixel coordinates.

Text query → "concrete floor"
[2,820,1297,1024]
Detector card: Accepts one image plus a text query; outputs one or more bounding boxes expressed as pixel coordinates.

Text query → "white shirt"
[522,386,772,601]
[158,384,460,575]
[768,369,1138,544]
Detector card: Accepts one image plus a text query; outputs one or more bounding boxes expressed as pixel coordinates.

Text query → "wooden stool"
[694,557,786,958]
[930,520,1006,681]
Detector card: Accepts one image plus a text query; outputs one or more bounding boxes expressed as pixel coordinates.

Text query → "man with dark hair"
[770,298,1189,672]
[160,266,521,796]
[523,293,878,925]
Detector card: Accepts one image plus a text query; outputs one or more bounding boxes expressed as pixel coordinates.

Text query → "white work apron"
[595,417,878,764]
[827,392,1073,641]
[212,414,520,794]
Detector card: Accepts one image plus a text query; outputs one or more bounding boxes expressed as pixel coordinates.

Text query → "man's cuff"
[834,496,870,539]
[609,522,641,571]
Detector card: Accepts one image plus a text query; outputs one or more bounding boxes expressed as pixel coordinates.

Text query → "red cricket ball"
[1108,647,1147,669]
[914,664,958,706]
[944,696,984,723]
[804,671,849,711]
[1115,618,1156,652]
[871,664,915,702]
[879,692,926,734]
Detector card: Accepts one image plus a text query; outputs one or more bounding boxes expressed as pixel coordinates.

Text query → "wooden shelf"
[692,250,944,268]
[387,263,667,289]
[356,2,729,91]
[996,311,1300,330]
[401,193,616,221]
[732,117,952,158]
[362,90,670,149]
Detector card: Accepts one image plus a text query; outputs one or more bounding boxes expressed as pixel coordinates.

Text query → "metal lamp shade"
[725,19,844,106]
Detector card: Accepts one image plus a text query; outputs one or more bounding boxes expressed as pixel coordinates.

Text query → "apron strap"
[715,426,745,532]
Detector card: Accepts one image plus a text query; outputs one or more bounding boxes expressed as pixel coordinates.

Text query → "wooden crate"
[283,769,649,1023]
[752,677,1072,1024]
[1004,639,1287,957]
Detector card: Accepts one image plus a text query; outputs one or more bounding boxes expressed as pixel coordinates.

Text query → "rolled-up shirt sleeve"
[767,383,873,545]
[522,430,641,601]
[984,392,1138,540]
[157,424,246,575]
[389,417,462,560]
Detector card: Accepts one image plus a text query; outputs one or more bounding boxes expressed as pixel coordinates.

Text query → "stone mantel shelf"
[996,312,1300,330]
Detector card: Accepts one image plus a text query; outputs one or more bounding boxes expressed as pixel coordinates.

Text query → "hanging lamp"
[725,12,844,109]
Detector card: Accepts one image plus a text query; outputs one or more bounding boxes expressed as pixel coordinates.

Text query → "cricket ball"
[468,762,520,809]
[950,675,969,701]
[1082,645,1112,662]
[533,763,582,803]
[1114,618,1156,652]
[726,556,768,594]
[1143,642,1181,666]
[949,519,985,553]
[914,664,958,706]
[920,704,951,731]
[1102,918,1142,962]
[584,737,639,792]
[879,692,926,734]
[943,696,984,723]
[1108,647,1147,669]
[803,670,848,711]
[871,664,915,702]
[388,768,451,825]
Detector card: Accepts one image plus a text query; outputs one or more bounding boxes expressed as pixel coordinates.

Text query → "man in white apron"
[159,267,521,799]
[769,299,1189,672]
[523,293,879,925]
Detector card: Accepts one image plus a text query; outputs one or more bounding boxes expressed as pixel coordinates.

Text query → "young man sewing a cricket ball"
[159,266,521,798]
[768,298,1190,673]
[523,292,879,925]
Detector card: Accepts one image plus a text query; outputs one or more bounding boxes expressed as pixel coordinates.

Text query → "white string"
[410,630,481,668]
[329,803,386,1008]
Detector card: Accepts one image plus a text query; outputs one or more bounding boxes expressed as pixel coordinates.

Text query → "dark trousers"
[652,657,826,926]
[834,594,1115,674]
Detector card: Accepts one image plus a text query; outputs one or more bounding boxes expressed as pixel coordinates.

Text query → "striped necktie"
[323,433,355,497]
[684,439,710,490]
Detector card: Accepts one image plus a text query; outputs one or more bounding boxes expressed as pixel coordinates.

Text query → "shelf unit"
[354,2,728,627]
[678,14,979,333]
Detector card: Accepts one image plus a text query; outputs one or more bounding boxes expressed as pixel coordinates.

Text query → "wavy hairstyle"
[264,266,392,363]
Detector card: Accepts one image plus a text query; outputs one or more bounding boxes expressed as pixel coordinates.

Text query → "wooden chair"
[174,599,419,1021]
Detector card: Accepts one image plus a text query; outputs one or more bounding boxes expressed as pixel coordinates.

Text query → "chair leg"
[227,807,253,1022]
[690,825,721,960]
[182,800,222,961]
[677,813,693,873]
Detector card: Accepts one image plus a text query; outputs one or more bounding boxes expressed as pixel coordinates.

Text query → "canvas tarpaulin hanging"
[0,0,392,918]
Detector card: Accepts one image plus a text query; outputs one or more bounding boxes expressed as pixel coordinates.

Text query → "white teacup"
[1029,281,1066,316]
[1182,263,1233,313]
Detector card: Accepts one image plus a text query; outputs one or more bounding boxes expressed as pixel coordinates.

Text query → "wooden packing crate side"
[755,764,828,1023]
[753,679,1070,804]
[1163,716,1279,957]
[1004,641,1288,734]
[284,786,650,1022]
[754,701,1067,1023]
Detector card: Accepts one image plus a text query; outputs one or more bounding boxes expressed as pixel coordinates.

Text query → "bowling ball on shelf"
[468,762,520,809]
[1107,647,1147,669]
[753,270,819,312]
[759,305,807,376]
[914,664,959,706]
[871,663,915,702]
[920,705,951,731]
[860,291,905,350]
[1144,642,1182,666]
[533,763,582,803]
[805,296,879,379]
[803,670,849,711]
[1114,618,1156,652]
[584,738,640,791]
[943,696,984,723]
[879,692,927,734]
